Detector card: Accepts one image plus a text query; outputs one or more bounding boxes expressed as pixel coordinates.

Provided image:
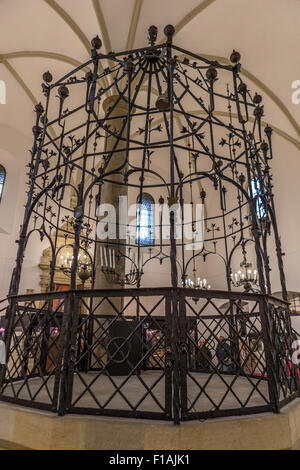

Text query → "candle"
[103,247,108,267]
[112,249,115,269]
[100,246,103,266]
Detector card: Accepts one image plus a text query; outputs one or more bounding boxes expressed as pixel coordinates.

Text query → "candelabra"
[100,246,143,287]
[183,276,212,303]
[59,247,92,284]
[231,255,258,291]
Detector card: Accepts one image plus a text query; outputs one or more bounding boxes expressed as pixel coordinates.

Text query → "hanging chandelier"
[59,246,93,284]
[183,275,212,303]
[231,255,258,291]
[183,277,211,290]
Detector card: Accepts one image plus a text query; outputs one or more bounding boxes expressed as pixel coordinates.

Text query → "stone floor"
[292,439,300,450]
[2,370,270,414]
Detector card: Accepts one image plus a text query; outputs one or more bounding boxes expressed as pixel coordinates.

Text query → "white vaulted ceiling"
[0,0,299,153]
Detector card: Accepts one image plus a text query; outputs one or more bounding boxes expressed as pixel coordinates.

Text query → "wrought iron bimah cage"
[0,24,299,424]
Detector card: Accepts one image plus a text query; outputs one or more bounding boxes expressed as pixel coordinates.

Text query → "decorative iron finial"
[238,82,247,94]
[164,24,175,42]
[58,85,69,100]
[91,35,102,50]
[230,49,241,63]
[206,66,218,82]
[260,141,269,152]
[253,92,262,104]
[35,102,44,115]
[85,71,93,82]
[264,124,273,136]
[200,189,206,202]
[42,71,52,83]
[148,25,158,46]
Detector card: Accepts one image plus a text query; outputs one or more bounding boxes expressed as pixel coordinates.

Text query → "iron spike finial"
[148,25,158,46]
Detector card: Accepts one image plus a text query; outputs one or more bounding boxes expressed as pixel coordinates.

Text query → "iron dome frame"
[0,25,299,424]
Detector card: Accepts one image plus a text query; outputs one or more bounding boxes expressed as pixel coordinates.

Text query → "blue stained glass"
[0,165,6,201]
[250,177,266,220]
[136,193,154,245]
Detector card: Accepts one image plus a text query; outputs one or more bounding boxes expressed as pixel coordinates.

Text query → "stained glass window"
[0,165,6,202]
[250,177,266,220]
[136,193,154,245]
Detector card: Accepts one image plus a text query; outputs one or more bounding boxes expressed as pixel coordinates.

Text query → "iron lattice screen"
[0,296,65,411]
[0,288,299,423]
[181,296,269,419]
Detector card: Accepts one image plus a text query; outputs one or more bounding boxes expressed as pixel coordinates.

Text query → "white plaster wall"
[0,125,42,299]
[269,135,300,293]
[0,147,24,298]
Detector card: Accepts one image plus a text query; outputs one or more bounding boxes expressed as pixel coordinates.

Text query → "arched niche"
[39,218,91,292]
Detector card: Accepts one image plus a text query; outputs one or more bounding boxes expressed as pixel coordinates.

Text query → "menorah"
[99,245,143,286]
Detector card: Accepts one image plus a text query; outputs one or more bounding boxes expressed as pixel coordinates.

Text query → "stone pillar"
[94,95,133,315]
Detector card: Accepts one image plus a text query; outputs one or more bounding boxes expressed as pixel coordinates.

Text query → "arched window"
[136,193,154,245]
[290,295,300,315]
[249,177,266,220]
[0,165,6,202]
